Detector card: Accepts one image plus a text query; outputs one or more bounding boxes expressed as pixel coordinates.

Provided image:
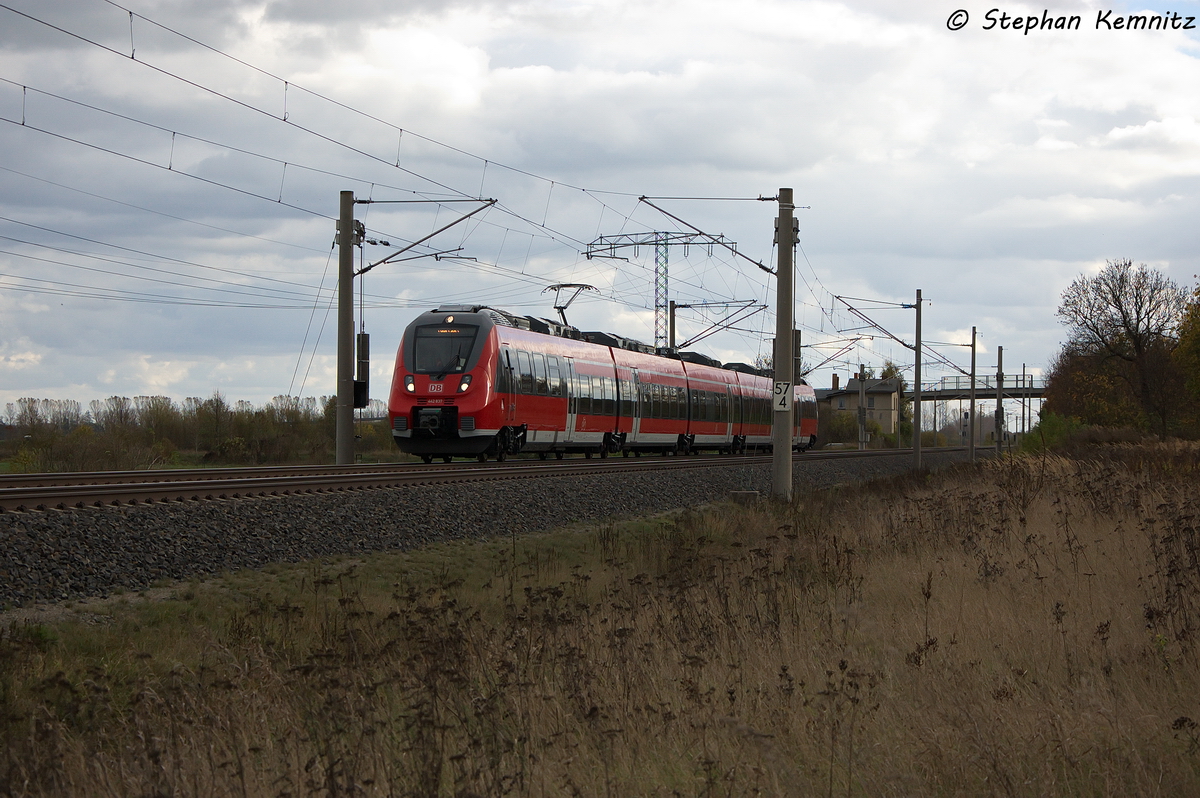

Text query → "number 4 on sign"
[773,381,792,411]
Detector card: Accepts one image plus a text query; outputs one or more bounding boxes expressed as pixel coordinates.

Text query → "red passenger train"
[388,305,818,463]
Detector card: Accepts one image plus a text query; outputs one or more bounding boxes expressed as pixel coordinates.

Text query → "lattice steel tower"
[653,234,670,348]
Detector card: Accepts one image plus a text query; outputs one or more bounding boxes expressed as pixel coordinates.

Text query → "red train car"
[388,305,817,462]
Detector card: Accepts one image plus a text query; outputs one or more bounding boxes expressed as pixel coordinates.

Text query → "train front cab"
[389,308,507,462]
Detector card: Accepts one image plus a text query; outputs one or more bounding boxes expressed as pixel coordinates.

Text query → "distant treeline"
[1,394,393,472]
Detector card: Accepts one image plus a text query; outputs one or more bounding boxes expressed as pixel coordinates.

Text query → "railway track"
[0,448,964,512]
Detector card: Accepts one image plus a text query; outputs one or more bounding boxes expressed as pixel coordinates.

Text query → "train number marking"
[773,381,792,411]
[428,383,444,393]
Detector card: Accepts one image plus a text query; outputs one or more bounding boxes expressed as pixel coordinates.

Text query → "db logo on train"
[428,383,444,393]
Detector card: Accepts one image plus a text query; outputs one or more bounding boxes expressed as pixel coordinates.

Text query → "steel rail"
[0,448,966,512]
[0,462,446,488]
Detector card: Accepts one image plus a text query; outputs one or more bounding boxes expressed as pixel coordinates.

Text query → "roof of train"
[420,304,808,386]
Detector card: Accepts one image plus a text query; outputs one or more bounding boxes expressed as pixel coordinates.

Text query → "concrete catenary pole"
[995,345,1004,456]
[1022,363,1027,440]
[772,188,795,502]
[336,190,356,466]
[858,363,867,450]
[913,289,923,470]
[969,326,977,463]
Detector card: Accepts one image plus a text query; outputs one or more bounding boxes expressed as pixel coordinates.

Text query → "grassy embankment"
[3,444,1200,796]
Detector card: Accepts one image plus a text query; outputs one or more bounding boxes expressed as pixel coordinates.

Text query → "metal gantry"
[586,231,737,351]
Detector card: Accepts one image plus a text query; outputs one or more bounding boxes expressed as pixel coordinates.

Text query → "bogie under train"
[388,305,817,462]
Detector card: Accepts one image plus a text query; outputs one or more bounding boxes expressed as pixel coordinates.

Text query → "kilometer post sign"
[773,381,792,412]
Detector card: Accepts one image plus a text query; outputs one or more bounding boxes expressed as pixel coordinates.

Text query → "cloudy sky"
[1,0,1197,411]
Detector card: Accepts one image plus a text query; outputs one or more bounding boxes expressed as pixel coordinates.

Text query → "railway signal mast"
[335,190,495,465]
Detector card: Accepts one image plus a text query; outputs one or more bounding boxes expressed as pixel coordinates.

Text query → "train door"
[563,357,577,443]
[630,368,642,444]
[501,347,517,426]
[724,385,734,444]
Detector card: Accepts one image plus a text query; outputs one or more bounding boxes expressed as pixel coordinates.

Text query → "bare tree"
[1056,259,1187,431]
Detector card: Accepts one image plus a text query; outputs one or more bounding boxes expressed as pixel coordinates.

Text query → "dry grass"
[3,443,1200,796]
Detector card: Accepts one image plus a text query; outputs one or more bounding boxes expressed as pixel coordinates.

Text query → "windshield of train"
[413,324,479,374]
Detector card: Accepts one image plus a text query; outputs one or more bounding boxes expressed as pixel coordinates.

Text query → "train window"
[605,377,616,416]
[621,379,633,418]
[516,350,534,394]
[413,324,478,374]
[547,357,563,397]
[576,374,591,415]
[533,353,549,395]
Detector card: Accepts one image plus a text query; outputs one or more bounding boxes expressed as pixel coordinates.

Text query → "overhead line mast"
[771,188,796,502]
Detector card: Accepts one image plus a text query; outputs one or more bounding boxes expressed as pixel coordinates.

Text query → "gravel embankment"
[0,450,970,607]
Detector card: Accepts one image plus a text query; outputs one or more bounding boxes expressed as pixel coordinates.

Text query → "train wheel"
[496,448,507,462]
[599,446,608,459]
[585,451,593,459]
[477,453,487,463]
[443,456,453,463]
[555,451,564,460]
[635,450,641,457]
[422,455,433,464]
[538,452,547,460]
[622,449,630,457]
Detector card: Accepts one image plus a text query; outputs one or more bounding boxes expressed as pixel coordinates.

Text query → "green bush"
[1020,411,1083,452]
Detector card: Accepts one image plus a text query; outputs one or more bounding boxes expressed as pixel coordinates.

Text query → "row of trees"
[2,394,392,472]
[1044,258,1200,436]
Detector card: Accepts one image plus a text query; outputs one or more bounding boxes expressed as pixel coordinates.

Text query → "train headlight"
[404,375,415,392]
[457,374,472,392]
